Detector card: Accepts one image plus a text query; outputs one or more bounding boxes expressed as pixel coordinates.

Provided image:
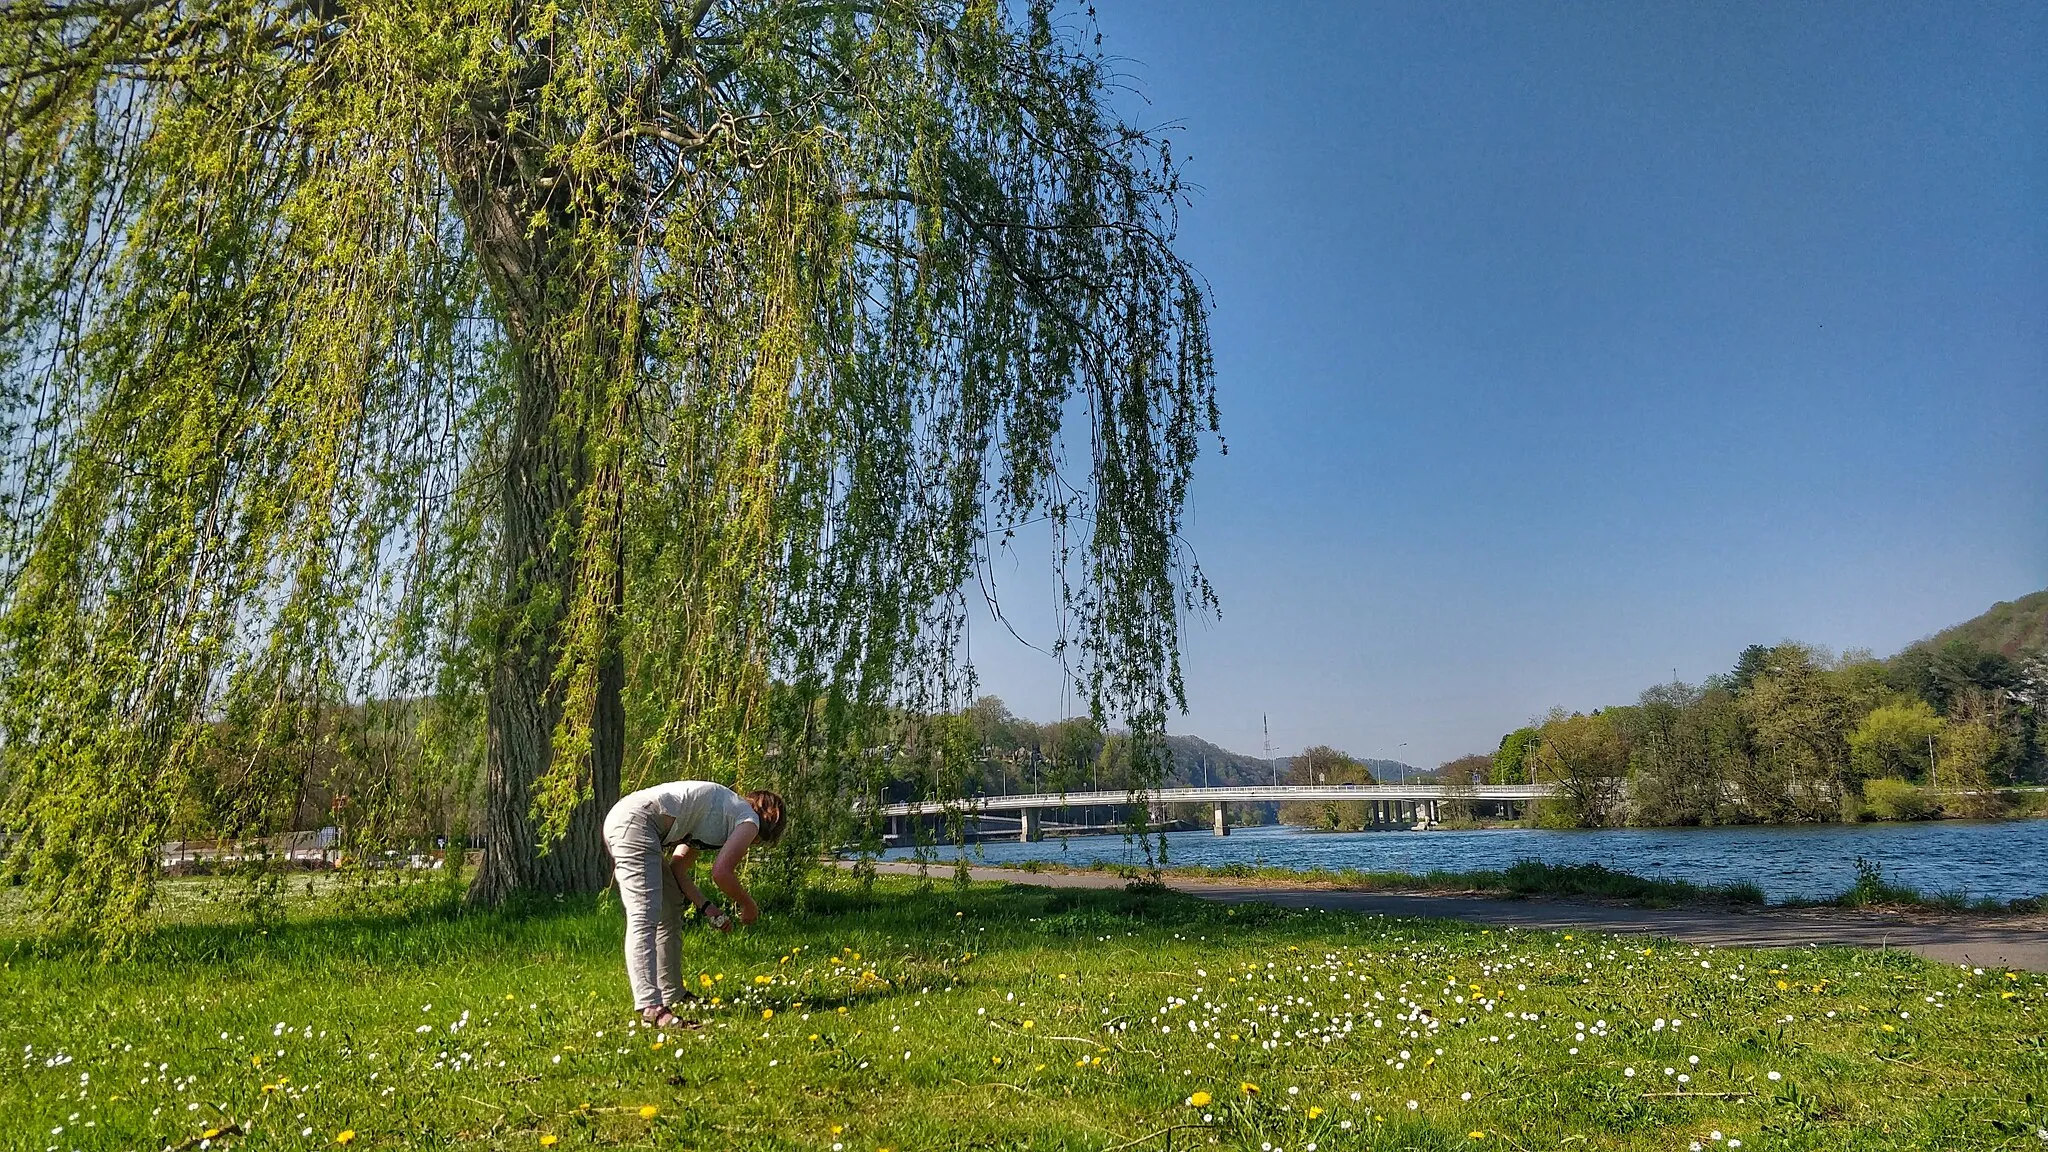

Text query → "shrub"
[1861,778,1940,821]
[1836,857,1924,907]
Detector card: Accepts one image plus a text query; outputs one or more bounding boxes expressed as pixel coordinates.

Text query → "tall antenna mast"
[1264,713,1274,785]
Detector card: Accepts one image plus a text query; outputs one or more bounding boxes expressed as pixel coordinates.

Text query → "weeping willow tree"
[0,0,1216,935]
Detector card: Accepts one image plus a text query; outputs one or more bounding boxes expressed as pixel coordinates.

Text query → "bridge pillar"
[1020,808,1042,843]
[1212,801,1229,837]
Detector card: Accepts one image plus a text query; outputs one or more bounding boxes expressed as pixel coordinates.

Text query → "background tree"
[1847,700,1945,783]
[1616,683,1723,826]
[0,0,1216,937]
[1492,727,1538,785]
[1526,709,1627,827]
[1738,643,1853,820]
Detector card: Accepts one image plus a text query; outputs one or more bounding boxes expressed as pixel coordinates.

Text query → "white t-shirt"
[617,781,759,849]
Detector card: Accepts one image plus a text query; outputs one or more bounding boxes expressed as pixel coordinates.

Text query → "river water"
[880,819,2048,903]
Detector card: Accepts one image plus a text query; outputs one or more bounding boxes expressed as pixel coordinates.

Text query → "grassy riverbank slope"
[8,876,2045,1151]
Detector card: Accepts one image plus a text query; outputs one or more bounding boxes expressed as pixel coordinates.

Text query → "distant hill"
[1905,588,2048,661]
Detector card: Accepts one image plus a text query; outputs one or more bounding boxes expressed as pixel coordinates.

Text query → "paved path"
[863,861,2048,971]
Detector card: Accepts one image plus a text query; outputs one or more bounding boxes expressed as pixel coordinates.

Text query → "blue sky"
[967,1,2048,768]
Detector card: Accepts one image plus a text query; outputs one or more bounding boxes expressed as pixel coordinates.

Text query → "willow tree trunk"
[443,120,626,905]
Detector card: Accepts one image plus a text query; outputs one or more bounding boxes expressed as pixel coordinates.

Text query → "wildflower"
[1766,1071,1781,1081]
[335,1132,356,1146]
[1188,1091,1213,1107]
[1470,1133,1487,1140]
[762,1009,774,1021]
[1021,1020,1035,1030]
[1308,1106,1325,1119]
[639,1105,659,1120]
[540,1137,558,1147]
[1242,1081,1260,1095]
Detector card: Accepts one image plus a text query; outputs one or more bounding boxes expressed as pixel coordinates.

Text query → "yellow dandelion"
[335,1132,356,1146]
[1188,1091,1212,1107]
[762,1008,775,1020]
[639,1105,659,1120]
[203,1130,221,1140]
[1308,1106,1325,1119]
[1776,980,1789,990]
[539,1136,558,1148]
[1469,1131,1488,1140]
[1241,1081,1259,1095]
[1021,1020,1034,1029]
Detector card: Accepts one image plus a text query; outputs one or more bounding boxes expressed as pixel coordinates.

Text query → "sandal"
[641,1006,684,1029]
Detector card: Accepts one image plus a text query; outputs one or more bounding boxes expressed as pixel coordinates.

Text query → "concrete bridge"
[876,783,1555,840]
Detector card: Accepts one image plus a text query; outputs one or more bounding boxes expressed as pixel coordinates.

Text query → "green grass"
[6,873,2047,1152]
[1005,858,1769,908]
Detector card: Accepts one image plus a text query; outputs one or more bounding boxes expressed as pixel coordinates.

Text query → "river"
[880,819,2048,903]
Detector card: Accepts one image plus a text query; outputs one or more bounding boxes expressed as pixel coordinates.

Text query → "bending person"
[601,780,785,1027]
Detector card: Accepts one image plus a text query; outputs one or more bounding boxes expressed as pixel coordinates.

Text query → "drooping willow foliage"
[0,0,1215,939]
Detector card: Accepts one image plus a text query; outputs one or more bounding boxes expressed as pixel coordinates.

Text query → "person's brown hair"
[745,789,786,845]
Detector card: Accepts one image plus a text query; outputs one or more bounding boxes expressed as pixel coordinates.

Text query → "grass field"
[7,871,2047,1152]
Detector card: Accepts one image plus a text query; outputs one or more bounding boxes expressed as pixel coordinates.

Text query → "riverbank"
[8,874,2047,1151]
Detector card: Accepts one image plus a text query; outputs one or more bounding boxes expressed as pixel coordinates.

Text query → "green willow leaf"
[1,0,1216,944]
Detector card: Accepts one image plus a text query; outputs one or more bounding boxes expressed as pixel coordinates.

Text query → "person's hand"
[699,901,733,933]
[737,899,759,926]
